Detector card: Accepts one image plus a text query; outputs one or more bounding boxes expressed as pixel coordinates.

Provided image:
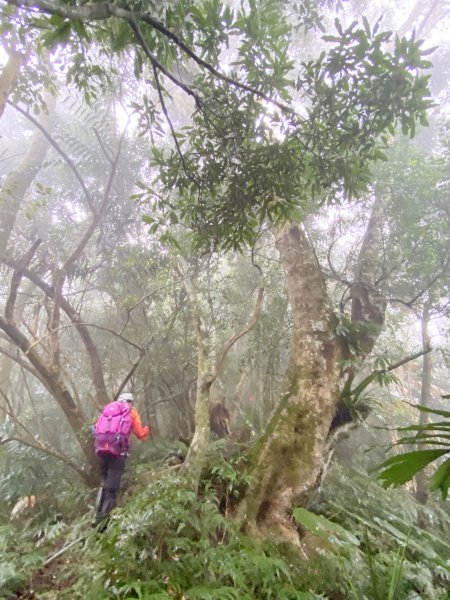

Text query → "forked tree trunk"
[237,225,342,542]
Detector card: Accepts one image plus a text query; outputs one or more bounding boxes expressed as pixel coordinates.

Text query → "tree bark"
[178,257,212,484]
[0,341,15,422]
[237,225,342,542]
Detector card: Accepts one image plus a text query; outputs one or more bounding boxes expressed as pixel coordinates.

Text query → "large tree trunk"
[237,225,342,542]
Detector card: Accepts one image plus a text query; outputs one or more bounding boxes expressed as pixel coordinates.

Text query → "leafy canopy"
[4,1,433,251]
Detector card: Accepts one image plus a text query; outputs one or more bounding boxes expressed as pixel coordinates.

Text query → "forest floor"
[9,558,72,599]
[8,539,82,599]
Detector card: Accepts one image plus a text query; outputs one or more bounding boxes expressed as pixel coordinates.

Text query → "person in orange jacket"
[94,392,150,528]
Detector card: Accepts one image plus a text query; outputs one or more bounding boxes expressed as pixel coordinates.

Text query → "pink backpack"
[94,401,133,456]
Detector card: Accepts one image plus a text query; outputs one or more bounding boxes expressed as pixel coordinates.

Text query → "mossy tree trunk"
[237,224,343,542]
[176,257,211,484]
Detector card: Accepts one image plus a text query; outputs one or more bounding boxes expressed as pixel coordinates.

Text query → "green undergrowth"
[312,463,450,599]
[2,454,450,599]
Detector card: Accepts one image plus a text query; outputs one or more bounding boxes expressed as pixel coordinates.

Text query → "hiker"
[93,392,150,527]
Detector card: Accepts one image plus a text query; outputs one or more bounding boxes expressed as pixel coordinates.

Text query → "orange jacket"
[130,407,150,440]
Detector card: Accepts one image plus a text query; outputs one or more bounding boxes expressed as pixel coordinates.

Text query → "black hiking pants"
[97,453,127,517]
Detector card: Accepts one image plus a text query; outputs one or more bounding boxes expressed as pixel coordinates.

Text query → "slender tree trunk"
[349,191,387,362]
[237,225,342,542]
[0,92,55,261]
[415,306,432,505]
[179,257,264,486]
[0,46,28,119]
[0,342,14,422]
[178,257,211,484]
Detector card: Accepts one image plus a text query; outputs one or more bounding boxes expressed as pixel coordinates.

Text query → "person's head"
[118,392,134,405]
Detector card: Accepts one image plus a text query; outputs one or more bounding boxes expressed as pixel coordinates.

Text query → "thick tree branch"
[128,18,201,105]
[5,239,41,321]
[0,313,98,478]
[0,43,29,119]
[0,315,81,415]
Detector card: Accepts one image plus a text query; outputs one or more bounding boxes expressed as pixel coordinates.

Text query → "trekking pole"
[43,485,105,567]
[43,535,85,566]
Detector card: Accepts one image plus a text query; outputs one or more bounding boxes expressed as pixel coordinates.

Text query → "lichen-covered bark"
[237,225,342,541]
[183,322,212,484]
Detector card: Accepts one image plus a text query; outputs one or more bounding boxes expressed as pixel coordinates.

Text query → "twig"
[120,271,197,334]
